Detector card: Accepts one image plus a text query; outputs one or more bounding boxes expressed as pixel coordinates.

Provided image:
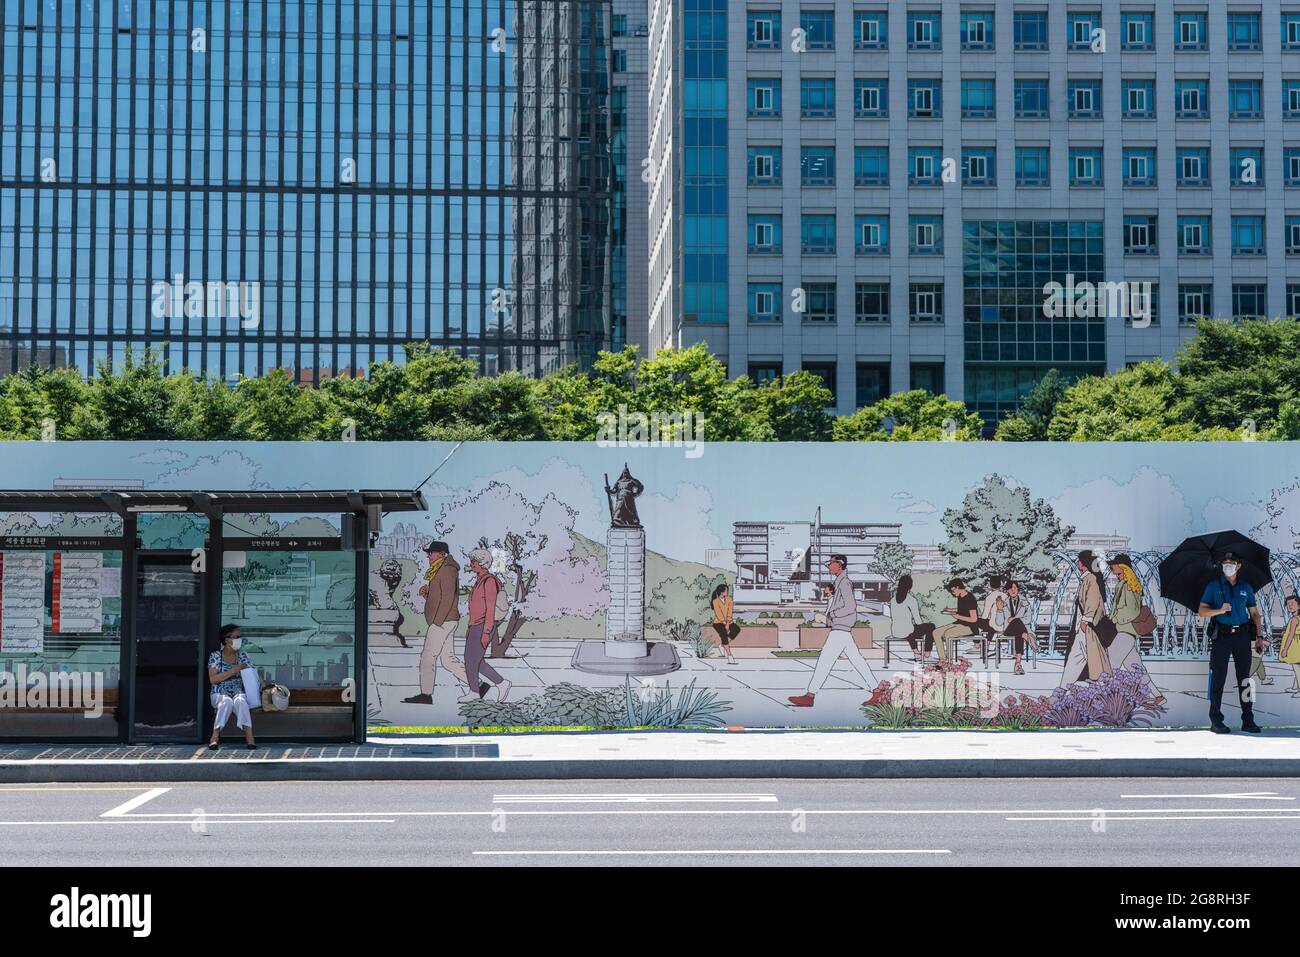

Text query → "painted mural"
[3,440,1300,731]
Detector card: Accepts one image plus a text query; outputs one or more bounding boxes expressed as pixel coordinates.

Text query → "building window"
[613,49,628,72]
[800,10,834,50]
[1229,79,1262,119]
[801,214,836,255]
[962,147,996,186]
[854,283,890,323]
[960,11,994,51]
[747,146,782,186]
[1014,78,1049,118]
[800,77,835,118]
[1121,12,1154,51]
[1285,14,1300,51]
[1014,11,1048,51]
[855,364,891,407]
[1069,147,1104,186]
[909,78,942,118]
[909,147,943,186]
[910,362,945,393]
[747,214,782,254]
[803,362,837,399]
[1230,147,1264,187]
[961,78,996,118]
[908,12,942,50]
[1128,282,1159,327]
[1227,11,1262,51]
[1176,79,1208,119]
[1286,148,1300,187]
[1177,146,1210,186]
[800,145,835,186]
[1179,284,1213,325]
[749,362,782,386]
[1122,79,1155,119]
[910,215,943,255]
[854,11,887,50]
[747,282,782,323]
[747,10,781,49]
[1178,215,1211,255]
[1015,146,1050,187]
[1175,12,1208,51]
[1232,283,1267,320]
[801,284,837,324]
[1069,79,1102,119]
[909,283,944,323]
[854,214,889,255]
[1123,214,1158,255]
[1288,216,1300,255]
[612,14,628,36]
[1124,147,1157,187]
[1067,11,1101,51]
[1231,215,1265,255]
[854,78,889,118]
[853,146,889,187]
[747,78,781,117]
[1285,80,1300,118]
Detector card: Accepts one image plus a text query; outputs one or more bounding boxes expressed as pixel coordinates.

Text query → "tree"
[223,554,292,618]
[1046,361,1197,441]
[940,475,1075,598]
[995,369,1069,441]
[1176,318,1300,433]
[231,368,328,440]
[834,390,984,441]
[434,481,605,658]
[868,542,915,588]
[750,370,834,441]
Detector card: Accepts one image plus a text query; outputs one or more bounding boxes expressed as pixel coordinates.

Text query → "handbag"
[260,683,291,712]
[1132,605,1157,637]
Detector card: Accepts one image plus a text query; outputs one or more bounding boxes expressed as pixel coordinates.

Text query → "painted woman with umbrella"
[1159,531,1271,734]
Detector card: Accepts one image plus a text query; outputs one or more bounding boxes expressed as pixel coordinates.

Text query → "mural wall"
[2,440,1300,731]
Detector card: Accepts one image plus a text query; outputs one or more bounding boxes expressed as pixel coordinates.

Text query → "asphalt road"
[1,777,1297,866]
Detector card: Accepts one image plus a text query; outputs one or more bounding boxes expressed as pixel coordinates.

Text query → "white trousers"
[1059,627,1090,685]
[211,692,252,730]
[806,628,877,695]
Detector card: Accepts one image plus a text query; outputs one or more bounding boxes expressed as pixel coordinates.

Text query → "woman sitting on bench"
[1000,580,1036,675]
[207,624,263,751]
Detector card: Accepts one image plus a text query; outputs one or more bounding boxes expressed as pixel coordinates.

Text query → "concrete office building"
[647,1,1300,424]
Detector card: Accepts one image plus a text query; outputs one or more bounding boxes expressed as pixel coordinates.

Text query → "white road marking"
[0,818,395,826]
[491,792,779,804]
[1120,791,1294,800]
[473,848,951,856]
[1008,814,1300,822]
[100,787,171,817]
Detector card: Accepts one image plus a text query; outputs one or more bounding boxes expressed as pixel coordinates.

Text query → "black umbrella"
[1158,530,1272,612]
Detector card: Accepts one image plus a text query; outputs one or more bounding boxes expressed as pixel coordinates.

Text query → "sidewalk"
[4,727,1300,782]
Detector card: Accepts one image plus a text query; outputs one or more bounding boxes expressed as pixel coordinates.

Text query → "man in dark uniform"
[1197,549,1266,734]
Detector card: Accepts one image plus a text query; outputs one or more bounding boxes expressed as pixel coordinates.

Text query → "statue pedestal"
[572,525,680,676]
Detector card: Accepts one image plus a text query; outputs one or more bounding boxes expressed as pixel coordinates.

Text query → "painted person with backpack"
[462,547,512,704]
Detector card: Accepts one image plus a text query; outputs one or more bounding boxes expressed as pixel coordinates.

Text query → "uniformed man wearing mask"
[1197,550,1266,734]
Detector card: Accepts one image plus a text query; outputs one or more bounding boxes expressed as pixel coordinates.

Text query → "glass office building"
[0,0,613,380]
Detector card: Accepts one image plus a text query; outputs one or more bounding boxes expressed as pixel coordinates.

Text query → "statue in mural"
[365,558,408,648]
[604,464,644,529]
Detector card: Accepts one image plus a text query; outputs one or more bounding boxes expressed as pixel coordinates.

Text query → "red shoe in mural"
[788,694,815,707]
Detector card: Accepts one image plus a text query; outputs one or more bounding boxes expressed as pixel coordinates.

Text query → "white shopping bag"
[240,667,263,710]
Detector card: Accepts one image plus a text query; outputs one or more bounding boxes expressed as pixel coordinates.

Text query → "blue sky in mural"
[0,442,1296,559]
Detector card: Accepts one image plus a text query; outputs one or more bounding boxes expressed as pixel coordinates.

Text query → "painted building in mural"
[3,440,1300,738]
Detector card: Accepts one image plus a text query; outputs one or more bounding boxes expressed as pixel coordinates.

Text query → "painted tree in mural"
[940,475,1074,598]
[434,481,608,657]
[868,542,915,587]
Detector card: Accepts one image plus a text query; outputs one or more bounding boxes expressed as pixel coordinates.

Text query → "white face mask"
[1222,564,1238,578]
[229,638,242,650]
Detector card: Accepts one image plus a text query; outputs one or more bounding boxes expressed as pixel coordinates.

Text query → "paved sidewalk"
[3,727,1300,781]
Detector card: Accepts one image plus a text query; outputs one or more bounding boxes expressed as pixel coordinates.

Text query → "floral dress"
[208,650,253,697]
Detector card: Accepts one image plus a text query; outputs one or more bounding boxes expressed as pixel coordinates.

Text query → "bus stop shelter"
[0,488,427,744]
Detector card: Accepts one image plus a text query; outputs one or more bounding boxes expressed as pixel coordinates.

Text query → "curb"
[5,757,1300,782]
